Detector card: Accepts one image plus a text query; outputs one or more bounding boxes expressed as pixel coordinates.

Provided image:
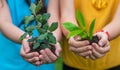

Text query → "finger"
[27,57,40,63]
[74,36,81,41]
[54,42,61,56]
[20,45,26,56]
[39,55,47,64]
[69,45,92,53]
[32,61,42,66]
[24,52,39,59]
[77,50,92,57]
[92,47,104,58]
[95,32,108,46]
[101,43,110,53]
[68,37,90,48]
[22,39,30,53]
[89,54,96,60]
[20,48,39,59]
[98,37,108,47]
[40,50,52,63]
[92,43,110,54]
[85,56,90,59]
[45,48,57,62]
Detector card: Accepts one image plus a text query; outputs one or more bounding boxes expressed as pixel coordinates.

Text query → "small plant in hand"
[20,0,58,54]
[63,10,99,44]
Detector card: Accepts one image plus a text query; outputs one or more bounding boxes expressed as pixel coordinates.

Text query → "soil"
[89,35,99,45]
[29,44,56,55]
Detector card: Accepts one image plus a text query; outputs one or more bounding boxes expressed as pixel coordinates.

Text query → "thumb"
[74,36,81,41]
[96,32,107,47]
[22,39,30,53]
[98,37,107,47]
[55,42,61,57]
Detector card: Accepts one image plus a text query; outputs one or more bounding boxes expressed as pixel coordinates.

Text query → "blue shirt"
[0,0,55,70]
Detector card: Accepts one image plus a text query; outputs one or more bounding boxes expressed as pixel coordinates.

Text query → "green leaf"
[28,37,37,42]
[40,44,51,49]
[49,22,58,32]
[76,10,86,29]
[67,30,83,38]
[24,15,34,24]
[63,22,80,32]
[36,14,42,22]
[35,0,42,14]
[19,33,27,41]
[30,3,36,15]
[48,33,56,44]
[28,31,33,36]
[42,39,50,44]
[25,26,36,32]
[37,28,47,34]
[43,23,49,30]
[42,13,50,22]
[36,22,42,28]
[38,33,48,40]
[89,18,96,40]
[33,42,40,50]
[80,34,88,40]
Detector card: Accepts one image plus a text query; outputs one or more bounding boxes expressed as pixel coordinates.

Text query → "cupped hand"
[68,36,92,58]
[20,38,41,66]
[39,42,61,64]
[90,31,110,60]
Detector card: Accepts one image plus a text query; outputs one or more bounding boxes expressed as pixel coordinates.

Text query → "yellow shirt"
[62,0,120,70]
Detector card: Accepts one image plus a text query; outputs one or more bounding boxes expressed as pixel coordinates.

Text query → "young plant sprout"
[63,10,99,44]
[20,0,58,54]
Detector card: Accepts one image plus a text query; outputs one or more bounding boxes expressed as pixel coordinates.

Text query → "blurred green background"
[55,55,63,70]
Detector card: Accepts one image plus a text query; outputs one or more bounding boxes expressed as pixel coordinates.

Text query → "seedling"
[63,10,99,44]
[19,0,58,54]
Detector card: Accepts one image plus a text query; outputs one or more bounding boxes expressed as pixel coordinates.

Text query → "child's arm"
[0,0,40,66]
[48,0,62,42]
[39,0,62,63]
[103,3,120,40]
[60,0,92,58]
[0,0,24,43]
[90,3,120,60]
[60,0,78,37]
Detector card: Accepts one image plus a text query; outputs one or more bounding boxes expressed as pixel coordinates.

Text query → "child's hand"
[39,42,61,64]
[90,31,110,60]
[20,38,61,65]
[68,36,92,58]
[20,38,41,66]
